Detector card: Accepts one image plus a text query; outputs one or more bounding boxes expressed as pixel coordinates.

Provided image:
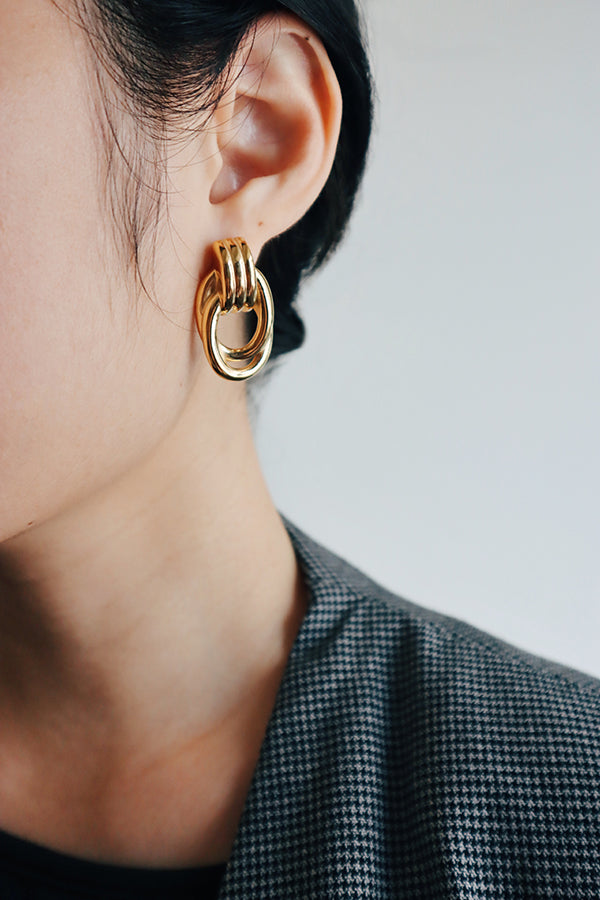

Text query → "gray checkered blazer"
[217,518,600,899]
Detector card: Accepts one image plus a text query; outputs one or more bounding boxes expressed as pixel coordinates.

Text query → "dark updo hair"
[73,0,374,362]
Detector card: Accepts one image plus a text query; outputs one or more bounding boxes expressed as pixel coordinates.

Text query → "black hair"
[75,0,374,362]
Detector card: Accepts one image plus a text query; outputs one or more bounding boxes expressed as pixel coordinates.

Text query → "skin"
[0,0,342,867]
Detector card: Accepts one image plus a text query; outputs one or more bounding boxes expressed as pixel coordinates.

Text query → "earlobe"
[209,16,342,245]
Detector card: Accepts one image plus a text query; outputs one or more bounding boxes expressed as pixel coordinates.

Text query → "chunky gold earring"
[195,238,274,381]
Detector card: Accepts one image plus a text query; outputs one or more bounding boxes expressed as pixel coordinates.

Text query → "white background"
[253,0,600,678]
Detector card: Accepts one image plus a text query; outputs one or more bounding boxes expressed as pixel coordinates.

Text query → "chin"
[0,505,40,547]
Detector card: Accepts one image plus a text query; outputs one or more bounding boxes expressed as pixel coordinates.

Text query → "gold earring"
[195,238,274,381]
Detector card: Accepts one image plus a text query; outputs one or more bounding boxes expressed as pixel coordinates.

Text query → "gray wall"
[255,0,600,678]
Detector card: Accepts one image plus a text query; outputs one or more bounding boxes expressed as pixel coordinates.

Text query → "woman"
[0,1,598,898]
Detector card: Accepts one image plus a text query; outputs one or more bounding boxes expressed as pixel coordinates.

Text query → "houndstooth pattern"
[217,517,600,899]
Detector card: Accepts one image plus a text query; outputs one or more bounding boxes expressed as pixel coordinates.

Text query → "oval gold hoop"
[195,239,274,382]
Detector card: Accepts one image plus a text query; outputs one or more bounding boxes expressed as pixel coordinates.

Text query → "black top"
[0,828,227,899]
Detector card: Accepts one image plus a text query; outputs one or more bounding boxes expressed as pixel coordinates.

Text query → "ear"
[209,14,343,252]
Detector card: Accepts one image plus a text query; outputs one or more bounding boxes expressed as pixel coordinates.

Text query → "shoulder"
[247,517,600,895]
[285,516,600,823]
[284,515,600,704]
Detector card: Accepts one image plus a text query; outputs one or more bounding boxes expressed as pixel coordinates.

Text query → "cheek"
[0,213,192,541]
[0,19,193,541]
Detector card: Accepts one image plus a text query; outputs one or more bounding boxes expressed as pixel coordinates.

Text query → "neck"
[0,379,306,758]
